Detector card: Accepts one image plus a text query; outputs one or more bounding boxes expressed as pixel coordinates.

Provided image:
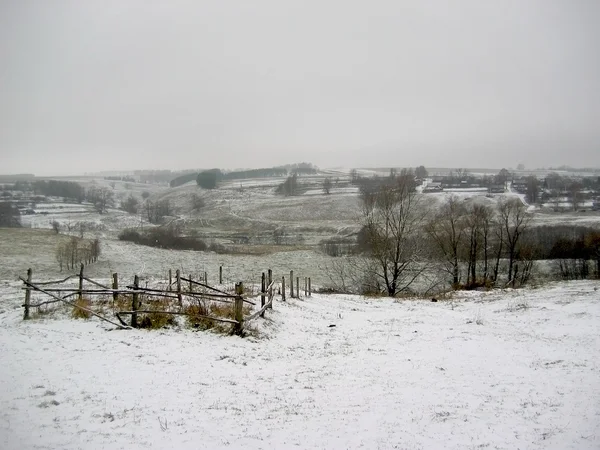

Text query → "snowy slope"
[0,281,599,449]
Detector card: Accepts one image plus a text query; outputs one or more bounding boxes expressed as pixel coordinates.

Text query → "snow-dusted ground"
[1,281,599,449]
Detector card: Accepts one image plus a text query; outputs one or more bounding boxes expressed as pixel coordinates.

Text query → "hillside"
[0,281,598,449]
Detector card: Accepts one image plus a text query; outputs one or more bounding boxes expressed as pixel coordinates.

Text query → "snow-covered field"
[1,281,599,449]
[2,172,600,449]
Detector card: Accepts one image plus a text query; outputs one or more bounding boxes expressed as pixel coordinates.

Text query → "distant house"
[511,177,528,193]
[488,184,505,194]
[423,182,443,193]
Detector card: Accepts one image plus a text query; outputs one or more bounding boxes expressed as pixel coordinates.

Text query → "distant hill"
[0,174,36,183]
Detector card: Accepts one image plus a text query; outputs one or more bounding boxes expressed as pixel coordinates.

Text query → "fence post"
[290,270,294,298]
[261,272,266,317]
[219,266,223,284]
[189,274,193,293]
[131,275,139,328]
[304,277,307,296]
[112,273,119,308]
[204,271,208,284]
[78,263,84,301]
[268,269,273,309]
[297,276,300,299]
[233,282,244,335]
[176,269,182,307]
[23,268,32,320]
[168,269,172,291]
[309,277,311,296]
[282,276,286,301]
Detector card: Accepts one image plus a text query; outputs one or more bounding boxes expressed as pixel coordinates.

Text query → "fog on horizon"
[1,0,599,176]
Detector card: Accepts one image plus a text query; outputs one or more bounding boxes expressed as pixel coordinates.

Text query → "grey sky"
[1,0,599,175]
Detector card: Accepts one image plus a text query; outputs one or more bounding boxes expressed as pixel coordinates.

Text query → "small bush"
[118,229,141,242]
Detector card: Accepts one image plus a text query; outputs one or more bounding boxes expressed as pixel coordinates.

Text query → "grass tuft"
[138,298,177,329]
[71,298,92,319]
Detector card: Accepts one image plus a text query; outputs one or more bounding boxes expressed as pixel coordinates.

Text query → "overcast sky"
[1,0,599,175]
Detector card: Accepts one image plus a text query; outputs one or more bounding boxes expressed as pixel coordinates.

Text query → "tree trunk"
[483,232,489,282]
[453,253,459,285]
[470,238,477,284]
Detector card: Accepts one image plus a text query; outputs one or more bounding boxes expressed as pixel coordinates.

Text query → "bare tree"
[569,181,583,211]
[497,198,531,282]
[322,177,332,195]
[87,186,114,214]
[144,199,171,224]
[525,176,539,204]
[56,237,101,271]
[464,203,493,285]
[359,170,427,296]
[426,195,466,286]
[455,168,469,181]
[585,231,600,278]
[491,216,504,284]
[190,193,206,211]
[51,220,61,234]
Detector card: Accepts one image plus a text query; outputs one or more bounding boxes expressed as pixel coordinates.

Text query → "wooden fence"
[20,265,311,335]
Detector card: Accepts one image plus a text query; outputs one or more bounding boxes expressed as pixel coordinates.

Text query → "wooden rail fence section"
[21,265,312,335]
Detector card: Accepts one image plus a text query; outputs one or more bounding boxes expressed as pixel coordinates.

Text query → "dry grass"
[0,228,73,280]
[138,297,177,329]
[71,297,93,319]
[184,300,251,332]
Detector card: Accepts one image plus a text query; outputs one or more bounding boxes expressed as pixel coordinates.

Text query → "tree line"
[324,170,599,297]
[56,237,101,271]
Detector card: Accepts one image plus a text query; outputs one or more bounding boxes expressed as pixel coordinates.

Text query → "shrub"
[190,193,206,211]
[118,226,208,251]
[121,195,139,214]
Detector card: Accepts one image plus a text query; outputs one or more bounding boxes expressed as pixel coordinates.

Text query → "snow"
[1,281,599,449]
